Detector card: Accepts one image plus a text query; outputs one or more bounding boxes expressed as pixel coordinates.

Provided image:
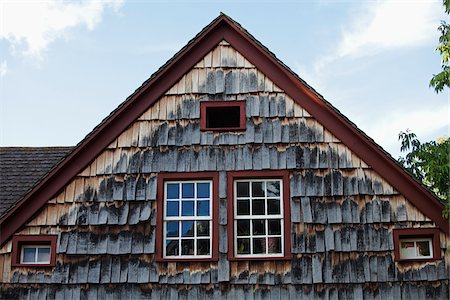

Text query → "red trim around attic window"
[200,100,246,131]
[393,228,441,262]
[227,170,292,261]
[11,235,57,267]
[155,172,219,262]
[0,15,447,247]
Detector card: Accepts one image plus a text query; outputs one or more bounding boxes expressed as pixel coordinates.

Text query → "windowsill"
[155,256,218,263]
[396,257,440,263]
[200,127,246,132]
[228,254,292,262]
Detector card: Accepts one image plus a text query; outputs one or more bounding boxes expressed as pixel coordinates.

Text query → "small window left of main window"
[163,180,213,258]
[11,235,57,267]
[21,245,51,264]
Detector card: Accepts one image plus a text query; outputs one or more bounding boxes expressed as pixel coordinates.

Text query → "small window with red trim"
[393,228,441,262]
[200,101,246,131]
[11,235,57,267]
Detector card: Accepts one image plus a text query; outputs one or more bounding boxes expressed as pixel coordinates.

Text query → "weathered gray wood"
[87,260,101,284]
[300,197,313,223]
[98,256,111,284]
[107,233,119,255]
[327,202,342,224]
[76,231,89,254]
[144,227,155,253]
[312,255,323,283]
[219,224,228,253]
[324,225,335,251]
[218,253,230,282]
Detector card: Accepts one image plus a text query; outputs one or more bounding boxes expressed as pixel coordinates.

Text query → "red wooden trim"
[1,14,447,247]
[392,228,441,262]
[11,235,57,267]
[155,172,219,262]
[227,170,292,261]
[200,100,246,131]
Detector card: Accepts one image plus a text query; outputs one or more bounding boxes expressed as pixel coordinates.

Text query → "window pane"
[181,221,194,237]
[37,247,51,263]
[237,182,250,197]
[252,199,265,215]
[252,182,265,197]
[181,239,194,255]
[197,183,210,198]
[166,240,179,256]
[197,239,210,255]
[252,220,266,235]
[166,201,179,217]
[182,183,194,198]
[197,221,210,237]
[166,183,179,199]
[400,241,416,259]
[237,199,250,215]
[197,200,210,216]
[267,237,282,254]
[22,248,36,263]
[267,199,280,215]
[181,201,194,216]
[268,219,281,235]
[237,238,250,254]
[166,221,179,237]
[266,181,280,197]
[417,241,431,257]
[253,238,266,254]
[237,220,250,236]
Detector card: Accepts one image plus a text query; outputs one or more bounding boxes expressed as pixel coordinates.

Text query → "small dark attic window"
[200,101,246,131]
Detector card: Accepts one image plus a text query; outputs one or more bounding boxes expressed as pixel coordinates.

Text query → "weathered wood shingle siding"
[0,41,448,299]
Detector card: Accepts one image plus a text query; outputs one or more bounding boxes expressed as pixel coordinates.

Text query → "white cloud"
[0,60,7,78]
[0,0,124,59]
[315,0,444,71]
[362,104,449,157]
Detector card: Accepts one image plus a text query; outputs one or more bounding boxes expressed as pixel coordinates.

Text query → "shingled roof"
[0,147,73,217]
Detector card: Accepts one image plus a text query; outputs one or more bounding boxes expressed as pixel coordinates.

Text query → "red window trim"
[155,172,219,262]
[11,235,57,267]
[200,100,246,131]
[393,228,441,262]
[227,170,292,261]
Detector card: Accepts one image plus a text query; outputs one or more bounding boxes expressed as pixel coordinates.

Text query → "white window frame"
[163,180,213,259]
[233,178,284,258]
[20,245,51,264]
[399,237,433,260]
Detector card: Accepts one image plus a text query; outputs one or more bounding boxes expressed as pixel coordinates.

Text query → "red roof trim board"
[0,14,447,246]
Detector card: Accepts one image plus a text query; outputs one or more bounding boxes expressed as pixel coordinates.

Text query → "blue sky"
[0,0,448,159]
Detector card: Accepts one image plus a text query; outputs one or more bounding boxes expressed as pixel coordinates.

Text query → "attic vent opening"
[200,101,246,131]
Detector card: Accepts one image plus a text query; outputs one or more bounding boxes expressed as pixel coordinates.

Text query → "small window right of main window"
[393,228,441,262]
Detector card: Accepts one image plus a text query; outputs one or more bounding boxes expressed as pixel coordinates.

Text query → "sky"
[0,0,448,159]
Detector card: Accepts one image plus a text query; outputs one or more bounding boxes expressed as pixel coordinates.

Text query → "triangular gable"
[1,14,447,245]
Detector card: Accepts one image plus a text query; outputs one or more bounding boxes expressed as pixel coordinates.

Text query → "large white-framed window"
[399,238,433,260]
[234,179,284,258]
[163,180,213,259]
[20,245,51,264]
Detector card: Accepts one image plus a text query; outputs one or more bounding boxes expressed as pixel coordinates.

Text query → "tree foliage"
[430,0,450,92]
[398,130,450,217]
